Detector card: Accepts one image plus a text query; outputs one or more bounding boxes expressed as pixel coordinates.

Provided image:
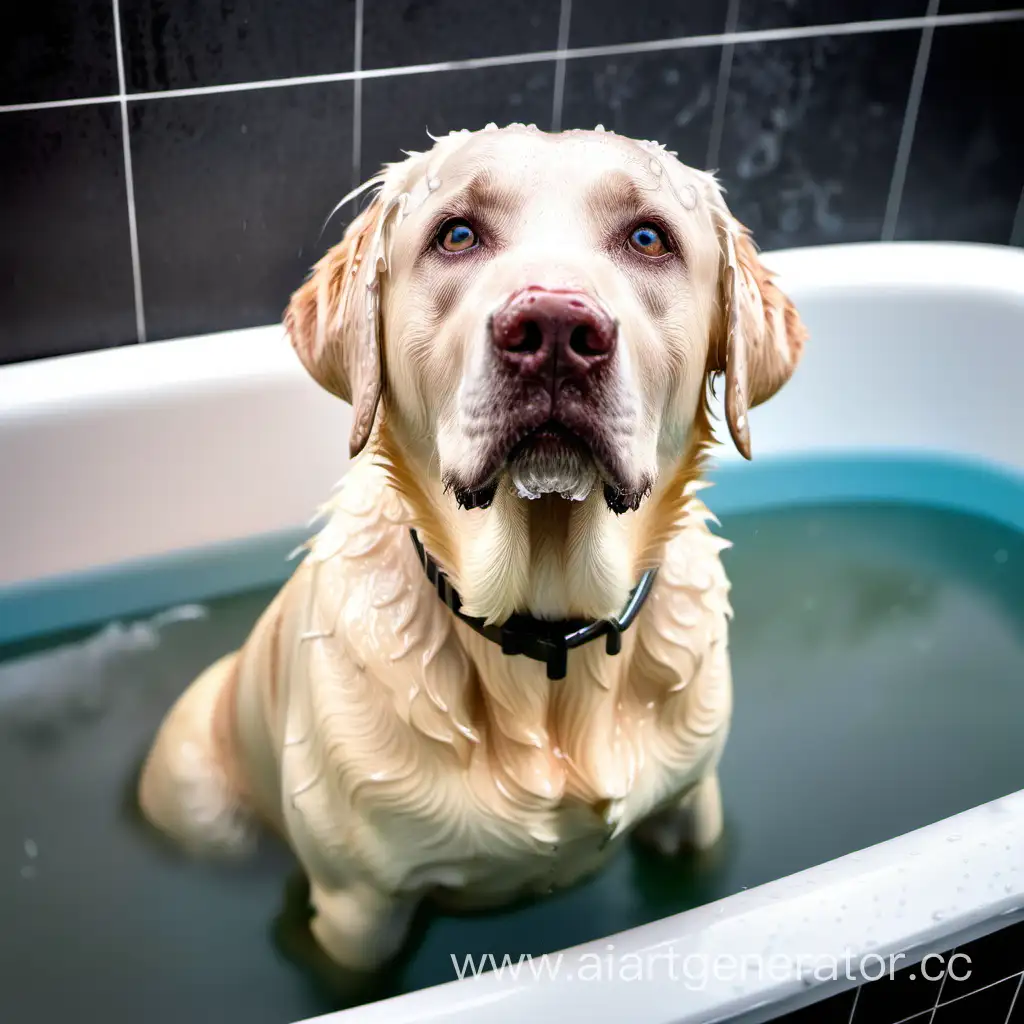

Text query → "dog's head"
[286,126,806,620]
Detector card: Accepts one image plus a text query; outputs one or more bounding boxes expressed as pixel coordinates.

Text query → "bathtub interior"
[0,242,1022,1024]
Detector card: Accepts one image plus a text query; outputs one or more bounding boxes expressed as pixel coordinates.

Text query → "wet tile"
[894,21,1024,244]
[560,49,720,168]
[737,0,927,31]
[362,0,558,69]
[1,2,117,105]
[360,64,555,178]
[568,0,727,48]
[129,83,353,342]
[0,105,136,363]
[715,30,919,249]
[120,0,356,92]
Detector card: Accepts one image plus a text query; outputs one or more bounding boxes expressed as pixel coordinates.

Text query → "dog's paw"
[633,773,724,857]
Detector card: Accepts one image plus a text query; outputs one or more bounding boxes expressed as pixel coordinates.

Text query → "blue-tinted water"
[0,457,1021,1024]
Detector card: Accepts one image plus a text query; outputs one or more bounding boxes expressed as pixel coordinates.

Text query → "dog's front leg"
[633,771,724,857]
[309,876,418,972]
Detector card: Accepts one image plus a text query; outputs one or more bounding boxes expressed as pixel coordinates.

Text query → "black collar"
[409,529,657,681]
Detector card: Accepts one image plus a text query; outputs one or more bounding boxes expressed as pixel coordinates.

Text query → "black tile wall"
[0,105,137,362]
[561,49,721,168]
[772,920,1024,1024]
[360,64,556,181]
[856,959,942,1021]
[737,0,928,31]
[941,0,1022,10]
[361,0,559,69]
[0,3,117,106]
[932,977,1019,1021]
[120,0,356,92]
[893,21,1024,244]
[716,31,920,249]
[568,0,727,49]
[2,1,1022,366]
[130,83,354,342]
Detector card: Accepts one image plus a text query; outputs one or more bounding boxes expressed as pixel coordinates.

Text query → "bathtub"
[0,241,1022,1024]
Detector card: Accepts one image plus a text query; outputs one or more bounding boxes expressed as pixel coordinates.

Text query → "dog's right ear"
[284,197,387,458]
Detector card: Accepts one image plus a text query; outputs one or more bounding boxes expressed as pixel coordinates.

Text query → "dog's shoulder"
[291,454,480,749]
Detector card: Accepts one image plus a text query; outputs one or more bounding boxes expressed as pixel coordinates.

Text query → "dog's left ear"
[709,210,808,460]
[284,193,392,458]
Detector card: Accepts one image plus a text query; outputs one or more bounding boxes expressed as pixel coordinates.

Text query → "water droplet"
[933,910,946,922]
[680,184,698,210]
[649,158,663,176]
[427,176,441,191]
[20,865,36,880]
[23,839,37,859]
[947,834,962,843]
[994,549,1009,564]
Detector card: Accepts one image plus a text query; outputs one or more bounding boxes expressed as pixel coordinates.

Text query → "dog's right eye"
[437,219,478,253]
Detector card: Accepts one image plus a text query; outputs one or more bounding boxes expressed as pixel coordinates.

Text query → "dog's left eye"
[438,219,478,253]
[628,224,669,257]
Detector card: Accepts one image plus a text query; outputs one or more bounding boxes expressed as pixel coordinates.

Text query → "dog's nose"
[490,288,616,379]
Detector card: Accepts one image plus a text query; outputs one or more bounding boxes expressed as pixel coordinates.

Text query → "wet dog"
[139,124,806,969]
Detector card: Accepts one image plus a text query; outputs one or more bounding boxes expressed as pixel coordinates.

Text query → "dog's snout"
[491,288,616,378]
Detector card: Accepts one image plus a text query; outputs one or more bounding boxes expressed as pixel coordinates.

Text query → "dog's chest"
[372,745,669,901]
[290,468,733,898]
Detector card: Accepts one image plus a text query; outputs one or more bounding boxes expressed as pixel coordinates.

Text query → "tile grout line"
[881,0,940,242]
[889,969,1024,1024]
[351,0,364,192]
[1010,185,1024,247]
[938,970,1024,1011]
[889,1010,931,1024]
[705,0,741,170]
[1,8,1022,114]
[549,0,572,132]
[1005,972,1024,1022]
[846,981,862,1024]
[111,0,147,344]
[925,944,955,1024]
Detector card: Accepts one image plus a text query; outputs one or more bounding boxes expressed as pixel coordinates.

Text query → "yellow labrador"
[139,124,806,970]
